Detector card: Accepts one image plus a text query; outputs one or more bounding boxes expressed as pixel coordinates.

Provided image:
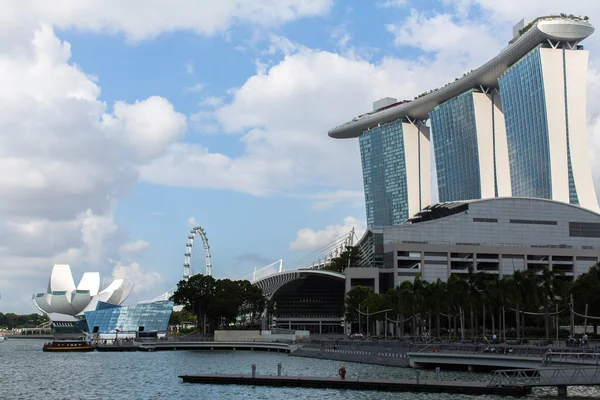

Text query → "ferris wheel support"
[183,225,212,279]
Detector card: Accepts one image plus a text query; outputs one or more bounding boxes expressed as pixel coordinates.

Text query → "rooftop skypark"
[328,14,594,139]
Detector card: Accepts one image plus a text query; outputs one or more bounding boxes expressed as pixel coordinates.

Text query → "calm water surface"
[2,339,600,399]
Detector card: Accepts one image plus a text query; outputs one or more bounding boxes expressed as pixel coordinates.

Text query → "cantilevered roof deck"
[328,17,594,139]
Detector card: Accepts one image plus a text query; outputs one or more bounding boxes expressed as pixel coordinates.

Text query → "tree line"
[345,263,600,340]
[171,274,266,333]
[0,312,49,329]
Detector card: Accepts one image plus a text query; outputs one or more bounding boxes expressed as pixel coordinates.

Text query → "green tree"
[323,246,360,273]
[212,279,244,328]
[169,309,195,326]
[538,266,566,340]
[237,280,267,327]
[446,274,467,339]
[171,274,217,332]
[383,287,405,336]
[345,285,373,325]
[508,269,538,340]
[428,279,446,338]
[571,263,600,334]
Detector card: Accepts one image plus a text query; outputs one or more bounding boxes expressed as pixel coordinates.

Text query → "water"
[2,339,600,399]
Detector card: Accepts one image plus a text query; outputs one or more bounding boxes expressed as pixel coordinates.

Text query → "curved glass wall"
[359,120,408,228]
[499,46,552,199]
[430,90,482,201]
[85,300,173,333]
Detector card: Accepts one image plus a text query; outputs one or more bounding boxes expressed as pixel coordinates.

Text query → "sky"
[1,0,600,313]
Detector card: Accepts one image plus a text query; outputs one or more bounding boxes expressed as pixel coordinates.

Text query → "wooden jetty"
[179,374,531,396]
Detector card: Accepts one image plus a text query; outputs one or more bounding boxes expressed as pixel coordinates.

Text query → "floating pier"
[179,374,531,396]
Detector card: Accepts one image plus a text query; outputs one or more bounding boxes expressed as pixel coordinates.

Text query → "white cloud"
[111,261,163,294]
[264,35,299,56]
[290,216,366,251]
[106,96,187,162]
[187,217,198,227]
[298,190,365,210]
[141,33,496,198]
[0,0,334,43]
[386,11,504,64]
[446,1,594,24]
[0,25,187,310]
[378,0,409,8]
[200,96,224,107]
[79,209,118,265]
[119,239,150,254]
[185,62,194,74]
[184,83,204,93]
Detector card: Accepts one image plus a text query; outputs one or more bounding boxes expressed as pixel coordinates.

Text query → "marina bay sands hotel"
[329,15,598,228]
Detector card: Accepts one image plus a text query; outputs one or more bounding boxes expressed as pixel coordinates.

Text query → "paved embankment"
[5,334,53,339]
[136,341,291,353]
[179,374,531,396]
[291,343,410,367]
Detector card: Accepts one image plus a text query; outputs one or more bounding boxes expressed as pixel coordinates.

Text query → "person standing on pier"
[338,365,347,380]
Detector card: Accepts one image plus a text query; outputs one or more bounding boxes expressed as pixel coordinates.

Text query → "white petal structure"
[81,279,134,313]
[77,272,100,296]
[47,264,76,294]
[32,264,133,316]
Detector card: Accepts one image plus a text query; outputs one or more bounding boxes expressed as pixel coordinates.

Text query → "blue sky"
[1,0,600,313]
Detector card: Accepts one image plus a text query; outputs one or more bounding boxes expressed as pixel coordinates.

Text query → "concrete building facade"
[350,197,600,292]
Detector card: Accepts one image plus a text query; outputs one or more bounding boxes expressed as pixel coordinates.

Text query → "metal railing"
[489,367,600,387]
[415,343,548,357]
[543,352,600,366]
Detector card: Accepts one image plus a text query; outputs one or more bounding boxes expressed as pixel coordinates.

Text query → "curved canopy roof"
[403,197,600,225]
[328,17,594,139]
[253,269,345,299]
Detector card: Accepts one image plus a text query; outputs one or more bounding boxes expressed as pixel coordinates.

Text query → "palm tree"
[489,277,510,340]
[509,270,538,340]
[383,287,403,336]
[538,266,567,341]
[447,274,467,339]
[427,279,446,338]
[399,275,430,337]
[413,276,430,336]
[399,280,417,336]
[465,266,486,336]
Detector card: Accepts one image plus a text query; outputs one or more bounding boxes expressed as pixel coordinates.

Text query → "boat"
[42,340,95,352]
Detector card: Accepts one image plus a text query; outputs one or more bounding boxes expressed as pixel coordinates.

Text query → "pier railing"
[542,351,600,366]
[488,366,600,387]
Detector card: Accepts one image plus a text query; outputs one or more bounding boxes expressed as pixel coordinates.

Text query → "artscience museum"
[32,264,172,337]
[33,264,132,316]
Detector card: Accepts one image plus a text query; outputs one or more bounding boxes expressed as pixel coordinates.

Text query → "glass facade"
[430,90,482,201]
[85,300,173,333]
[499,46,552,199]
[359,120,408,228]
